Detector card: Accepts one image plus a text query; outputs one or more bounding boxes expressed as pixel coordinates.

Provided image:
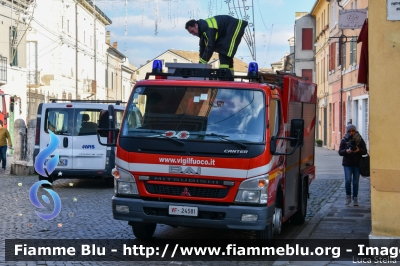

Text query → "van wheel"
[255,223,273,246]
[291,179,308,225]
[131,222,157,239]
[39,175,53,187]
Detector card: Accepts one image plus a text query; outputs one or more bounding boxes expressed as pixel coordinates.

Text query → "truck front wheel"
[131,222,157,239]
[255,223,273,245]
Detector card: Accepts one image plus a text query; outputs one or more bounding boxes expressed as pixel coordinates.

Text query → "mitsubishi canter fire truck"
[97,61,317,241]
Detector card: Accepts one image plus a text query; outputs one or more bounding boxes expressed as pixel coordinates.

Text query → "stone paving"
[0,147,367,266]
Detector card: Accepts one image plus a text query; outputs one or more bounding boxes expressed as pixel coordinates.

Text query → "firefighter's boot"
[353,197,359,206]
[345,196,351,205]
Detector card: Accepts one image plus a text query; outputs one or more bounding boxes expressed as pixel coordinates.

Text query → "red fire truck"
[97,61,317,241]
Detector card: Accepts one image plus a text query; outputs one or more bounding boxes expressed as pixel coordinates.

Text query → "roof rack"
[145,67,239,80]
[145,67,308,87]
[49,99,125,105]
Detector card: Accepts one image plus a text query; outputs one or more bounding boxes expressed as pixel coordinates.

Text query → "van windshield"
[120,86,265,143]
[45,108,102,136]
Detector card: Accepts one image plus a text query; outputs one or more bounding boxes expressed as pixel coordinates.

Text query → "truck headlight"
[235,175,269,204]
[112,167,138,195]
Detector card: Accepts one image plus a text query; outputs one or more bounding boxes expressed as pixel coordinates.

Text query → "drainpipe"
[106,53,109,100]
[75,1,78,99]
[338,0,344,136]
[93,0,97,99]
[120,65,123,101]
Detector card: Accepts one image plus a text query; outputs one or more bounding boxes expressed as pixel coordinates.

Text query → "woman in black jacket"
[338,124,368,206]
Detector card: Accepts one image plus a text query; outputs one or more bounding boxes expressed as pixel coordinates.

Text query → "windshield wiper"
[133,130,185,146]
[194,133,247,149]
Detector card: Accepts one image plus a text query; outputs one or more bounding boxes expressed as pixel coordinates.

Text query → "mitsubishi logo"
[169,166,201,175]
[181,187,191,197]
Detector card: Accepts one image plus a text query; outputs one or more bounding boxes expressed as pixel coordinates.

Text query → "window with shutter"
[302,69,313,82]
[302,28,313,50]
[329,42,336,71]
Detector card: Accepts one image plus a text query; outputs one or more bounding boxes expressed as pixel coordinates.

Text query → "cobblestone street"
[0,147,348,265]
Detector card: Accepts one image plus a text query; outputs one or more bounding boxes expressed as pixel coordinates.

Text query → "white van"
[33,101,141,184]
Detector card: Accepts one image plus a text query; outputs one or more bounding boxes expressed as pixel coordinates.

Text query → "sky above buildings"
[95,0,316,69]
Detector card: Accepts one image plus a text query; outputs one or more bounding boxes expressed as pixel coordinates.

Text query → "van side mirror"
[290,119,304,148]
[4,112,9,119]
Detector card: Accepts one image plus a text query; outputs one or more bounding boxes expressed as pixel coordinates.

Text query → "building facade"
[329,0,369,150]
[26,0,111,120]
[105,42,125,102]
[311,0,331,147]
[369,0,400,238]
[0,0,31,124]
[310,0,369,150]
[293,13,315,83]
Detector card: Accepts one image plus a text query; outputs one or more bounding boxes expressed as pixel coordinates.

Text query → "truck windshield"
[121,86,265,143]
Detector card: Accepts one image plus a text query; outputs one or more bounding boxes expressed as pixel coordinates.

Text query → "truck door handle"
[63,137,68,148]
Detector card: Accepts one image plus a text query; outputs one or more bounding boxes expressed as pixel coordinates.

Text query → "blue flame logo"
[35,131,60,177]
[29,180,61,220]
[30,131,62,220]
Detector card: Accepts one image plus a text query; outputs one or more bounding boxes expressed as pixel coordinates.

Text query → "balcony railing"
[0,56,7,85]
[27,70,38,85]
[2,0,34,10]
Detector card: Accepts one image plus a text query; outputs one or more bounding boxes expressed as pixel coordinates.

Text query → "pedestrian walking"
[338,124,367,206]
[0,120,12,171]
[185,15,248,71]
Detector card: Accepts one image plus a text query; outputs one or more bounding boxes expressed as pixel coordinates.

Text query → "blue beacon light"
[248,62,258,78]
[152,60,163,73]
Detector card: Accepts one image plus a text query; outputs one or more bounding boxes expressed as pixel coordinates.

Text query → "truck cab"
[98,62,317,242]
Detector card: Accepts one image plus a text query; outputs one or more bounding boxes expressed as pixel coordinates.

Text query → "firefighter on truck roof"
[185,15,248,72]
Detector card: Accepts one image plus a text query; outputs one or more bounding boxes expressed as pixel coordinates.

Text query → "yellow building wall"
[369,1,400,237]
[312,0,330,147]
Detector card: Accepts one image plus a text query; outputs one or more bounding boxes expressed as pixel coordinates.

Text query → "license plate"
[44,159,68,166]
[168,205,198,217]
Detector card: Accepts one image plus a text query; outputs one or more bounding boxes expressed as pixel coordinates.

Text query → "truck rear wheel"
[131,222,157,239]
[290,179,308,225]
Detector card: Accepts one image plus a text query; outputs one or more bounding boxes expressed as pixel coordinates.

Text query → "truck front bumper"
[112,197,274,231]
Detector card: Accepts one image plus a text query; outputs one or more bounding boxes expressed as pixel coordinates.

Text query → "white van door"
[42,106,75,171]
[72,105,106,170]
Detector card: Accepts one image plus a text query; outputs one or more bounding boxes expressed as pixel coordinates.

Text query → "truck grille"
[144,183,229,198]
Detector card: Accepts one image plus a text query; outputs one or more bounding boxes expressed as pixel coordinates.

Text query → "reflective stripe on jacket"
[198,15,248,63]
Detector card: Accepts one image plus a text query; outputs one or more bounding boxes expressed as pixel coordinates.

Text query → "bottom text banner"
[5,239,400,262]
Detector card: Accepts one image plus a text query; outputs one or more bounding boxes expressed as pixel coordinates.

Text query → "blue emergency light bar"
[248,62,258,77]
[152,60,163,73]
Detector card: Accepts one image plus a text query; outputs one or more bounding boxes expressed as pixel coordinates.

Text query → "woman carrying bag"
[338,124,368,206]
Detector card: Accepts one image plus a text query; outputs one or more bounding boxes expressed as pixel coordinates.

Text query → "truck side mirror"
[97,106,118,147]
[270,119,304,156]
[290,119,304,148]
[97,110,109,138]
[270,136,277,154]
